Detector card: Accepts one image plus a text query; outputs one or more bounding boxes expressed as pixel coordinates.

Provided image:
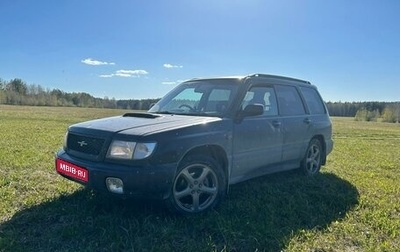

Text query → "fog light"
[106,177,124,194]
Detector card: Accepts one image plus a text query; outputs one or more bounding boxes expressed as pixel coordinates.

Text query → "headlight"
[107,140,136,159]
[133,142,157,159]
[107,141,156,160]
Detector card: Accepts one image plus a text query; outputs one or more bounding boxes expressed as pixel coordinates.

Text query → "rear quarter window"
[300,86,326,114]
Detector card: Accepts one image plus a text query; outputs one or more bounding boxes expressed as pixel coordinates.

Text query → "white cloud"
[114,73,132,77]
[82,58,116,66]
[163,63,183,69]
[99,69,149,78]
[99,74,114,78]
[116,69,148,76]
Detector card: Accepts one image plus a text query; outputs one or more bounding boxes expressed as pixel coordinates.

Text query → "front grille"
[67,133,105,156]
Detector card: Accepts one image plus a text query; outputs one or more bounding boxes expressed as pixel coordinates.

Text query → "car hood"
[69,112,222,136]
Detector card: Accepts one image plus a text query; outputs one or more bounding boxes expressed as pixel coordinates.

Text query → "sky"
[0,0,399,102]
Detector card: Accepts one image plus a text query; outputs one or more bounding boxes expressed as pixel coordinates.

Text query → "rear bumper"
[326,139,334,156]
[56,150,177,200]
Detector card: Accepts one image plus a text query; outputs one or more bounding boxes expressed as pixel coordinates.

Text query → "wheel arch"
[166,144,229,214]
[180,145,229,186]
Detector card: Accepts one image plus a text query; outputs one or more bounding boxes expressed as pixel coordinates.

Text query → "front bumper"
[56,150,177,200]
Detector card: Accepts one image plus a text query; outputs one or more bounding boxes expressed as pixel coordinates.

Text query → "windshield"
[148,79,240,117]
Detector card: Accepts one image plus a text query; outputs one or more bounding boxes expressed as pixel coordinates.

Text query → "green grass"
[0,106,399,251]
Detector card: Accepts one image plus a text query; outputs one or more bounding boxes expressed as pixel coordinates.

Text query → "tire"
[301,138,323,176]
[166,155,226,214]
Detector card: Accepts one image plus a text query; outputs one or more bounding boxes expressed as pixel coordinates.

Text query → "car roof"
[185,73,311,85]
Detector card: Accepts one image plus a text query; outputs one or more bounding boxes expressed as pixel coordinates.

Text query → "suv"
[56,74,333,214]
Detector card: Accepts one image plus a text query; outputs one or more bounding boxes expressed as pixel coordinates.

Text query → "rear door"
[275,85,312,164]
[231,85,283,182]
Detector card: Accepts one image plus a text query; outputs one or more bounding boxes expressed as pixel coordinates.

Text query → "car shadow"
[220,170,359,250]
[0,170,358,251]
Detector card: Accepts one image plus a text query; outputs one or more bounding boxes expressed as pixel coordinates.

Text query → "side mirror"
[243,104,264,116]
[237,104,264,121]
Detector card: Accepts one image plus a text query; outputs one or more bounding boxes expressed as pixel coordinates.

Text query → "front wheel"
[301,138,323,176]
[166,155,226,214]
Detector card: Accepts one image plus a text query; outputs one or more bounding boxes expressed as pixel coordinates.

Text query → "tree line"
[1,78,399,122]
[0,78,159,110]
[326,101,400,123]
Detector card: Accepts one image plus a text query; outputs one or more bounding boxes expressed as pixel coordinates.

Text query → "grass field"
[0,105,399,251]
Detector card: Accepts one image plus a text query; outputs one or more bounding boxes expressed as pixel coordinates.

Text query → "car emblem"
[77,140,88,147]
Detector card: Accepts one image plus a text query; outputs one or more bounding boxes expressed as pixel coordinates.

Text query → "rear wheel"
[166,155,225,214]
[301,138,323,176]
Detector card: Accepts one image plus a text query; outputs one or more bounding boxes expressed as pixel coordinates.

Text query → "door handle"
[304,118,312,124]
[272,121,281,127]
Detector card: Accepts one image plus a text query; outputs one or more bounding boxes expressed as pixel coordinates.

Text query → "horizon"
[1,76,400,104]
[1,1,399,102]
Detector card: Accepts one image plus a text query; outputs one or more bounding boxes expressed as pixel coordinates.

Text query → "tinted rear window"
[276,85,306,116]
[300,87,326,114]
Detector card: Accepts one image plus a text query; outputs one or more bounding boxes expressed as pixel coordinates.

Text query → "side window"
[275,85,306,116]
[300,87,326,114]
[241,86,278,116]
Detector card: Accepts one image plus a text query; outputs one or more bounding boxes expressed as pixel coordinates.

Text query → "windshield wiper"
[154,111,175,115]
[155,111,216,117]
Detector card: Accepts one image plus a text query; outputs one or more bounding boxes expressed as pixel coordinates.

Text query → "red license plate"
[56,159,89,182]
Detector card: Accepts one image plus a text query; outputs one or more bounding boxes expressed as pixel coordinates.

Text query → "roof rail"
[248,73,311,84]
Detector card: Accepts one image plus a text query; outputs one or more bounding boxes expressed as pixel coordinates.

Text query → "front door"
[231,85,283,183]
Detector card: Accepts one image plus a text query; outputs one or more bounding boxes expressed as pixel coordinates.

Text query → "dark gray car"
[56,74,333,214]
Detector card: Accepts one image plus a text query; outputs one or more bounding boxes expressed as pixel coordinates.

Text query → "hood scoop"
[123,112,161,119]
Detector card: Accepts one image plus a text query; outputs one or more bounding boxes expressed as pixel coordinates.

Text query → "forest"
[1,78,399,122]
[0,78,158,110]
[326,101,400,122]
